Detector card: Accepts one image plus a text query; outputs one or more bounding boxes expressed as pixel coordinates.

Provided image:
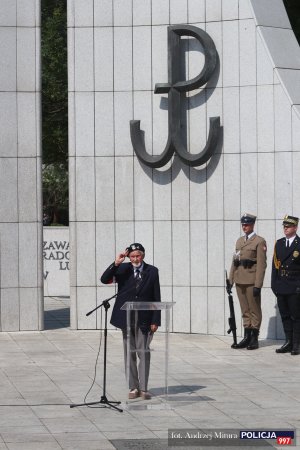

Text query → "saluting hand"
[115,250,129,266]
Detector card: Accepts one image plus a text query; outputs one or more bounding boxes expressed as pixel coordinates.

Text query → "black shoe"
[291,349,300,355]
[275,341,292,354]
[247,328,259,350]
[232,328,252,349]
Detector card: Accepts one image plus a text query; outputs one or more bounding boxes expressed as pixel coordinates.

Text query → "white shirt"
[286,236,296,247]
[133,263,144,277]
[245,231,256,241]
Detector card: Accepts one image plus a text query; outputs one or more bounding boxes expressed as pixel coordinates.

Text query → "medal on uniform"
[293,251,299,258]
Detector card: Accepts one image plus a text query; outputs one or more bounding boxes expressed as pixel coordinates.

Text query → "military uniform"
[229,214,267,349]
[272,215,300,355]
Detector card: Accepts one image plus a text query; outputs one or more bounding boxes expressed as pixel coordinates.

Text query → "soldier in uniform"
[272,215,300,355]
[229,214,267,350]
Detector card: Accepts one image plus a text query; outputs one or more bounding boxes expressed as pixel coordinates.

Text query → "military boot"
[247,328,259,350]
[232,328,252,349]
[276,324,293,353]
[275,334,293,353]
[291,331,300,355]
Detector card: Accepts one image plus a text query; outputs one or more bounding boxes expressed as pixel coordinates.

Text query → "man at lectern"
[101,243,161,400]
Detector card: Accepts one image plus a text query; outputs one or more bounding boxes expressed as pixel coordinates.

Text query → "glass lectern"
[121,301,175,409]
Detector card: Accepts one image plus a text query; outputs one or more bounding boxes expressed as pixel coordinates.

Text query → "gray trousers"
[122,318,153,391]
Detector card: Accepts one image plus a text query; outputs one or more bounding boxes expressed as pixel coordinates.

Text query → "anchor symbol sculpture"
[130,25,221,168]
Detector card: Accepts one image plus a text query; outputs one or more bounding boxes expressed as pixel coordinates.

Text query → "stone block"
[239,19,256,86]
[115,157,134,221]
[0,159,18,222]
[95,92,114,156]
[191,287,208,333]
[240,86,257,153]
[274,84,292,152]
[95,157,115,222]
[257,85,274,152]
[0,28,16,91]
[172,287,190,332]
[1,288,19,331]
[206,0,221,22]
[75,92,94,156]
[94,0,113,26]
[222,0,238,20]
[74,28,94,91]
[152,0,169,25]
[153,221,172,285]
[188,0,205,23]
[74,0,93,27]
[113,0,132,26]
[18,158,37,222]
[94,27,113,92]
[133,27,152,91]
[76,222,96,286]
[172,221,190,286]
[19,222,38,287]
[275,152,293,218]
[207,221,224,286]
[133,0,151,25]
[224,154,241,221]
[0,0,16,26]
[114,92,133,156]
[207,287,224,334]
[0,223,19,288]
[114,27,132,91]
[0,92,17,157]
[223,87,240,154]
[134,161,153,221]
[241,153,257,214]
[75,157,95,222]
[17,0,36,26]
[170,0,187,24]
[257,153,275,220]
[190,221,207,286]
[223,20,239,87]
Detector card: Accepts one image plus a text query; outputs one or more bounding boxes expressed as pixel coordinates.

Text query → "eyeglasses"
[283,225,295,229]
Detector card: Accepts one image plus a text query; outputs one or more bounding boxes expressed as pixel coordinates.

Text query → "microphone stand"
[70,292,123,412]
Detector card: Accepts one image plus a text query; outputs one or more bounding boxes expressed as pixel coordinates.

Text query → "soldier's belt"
[279,269,300,278]
[234,259,256,268]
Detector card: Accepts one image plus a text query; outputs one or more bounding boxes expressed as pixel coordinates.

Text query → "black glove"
[253,287,261,297]
[226,284,232,295]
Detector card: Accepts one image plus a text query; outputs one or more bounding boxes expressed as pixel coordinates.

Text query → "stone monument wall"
[68,0,300,338]
[0,0,43,331]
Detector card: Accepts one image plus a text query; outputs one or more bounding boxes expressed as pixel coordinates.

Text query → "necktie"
[286,239,289,248]
[135,269,140,279]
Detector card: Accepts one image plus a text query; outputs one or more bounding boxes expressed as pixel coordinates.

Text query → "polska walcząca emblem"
[130,25,221,168]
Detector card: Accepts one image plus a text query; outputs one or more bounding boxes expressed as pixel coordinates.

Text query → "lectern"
[121,301,175,408]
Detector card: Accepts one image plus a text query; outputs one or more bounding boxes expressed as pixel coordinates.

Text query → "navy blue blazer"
[271,235,300,295]
[100,261,161,330]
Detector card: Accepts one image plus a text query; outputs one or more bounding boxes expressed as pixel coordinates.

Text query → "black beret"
[126,243,145,254]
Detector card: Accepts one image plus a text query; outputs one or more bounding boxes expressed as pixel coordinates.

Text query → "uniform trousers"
[277,294,300,338]
[236,284,262,329]
[122,313,153,391]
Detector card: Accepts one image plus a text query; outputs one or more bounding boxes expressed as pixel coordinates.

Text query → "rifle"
[225,270,237,347]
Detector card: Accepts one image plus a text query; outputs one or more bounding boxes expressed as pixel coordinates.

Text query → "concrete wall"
[68,0,300,338]
[0,0,43,331]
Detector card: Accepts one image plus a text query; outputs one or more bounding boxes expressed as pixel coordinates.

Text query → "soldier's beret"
[282,215,299,226]
[241,213,256,224]
[126,243,145,254]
